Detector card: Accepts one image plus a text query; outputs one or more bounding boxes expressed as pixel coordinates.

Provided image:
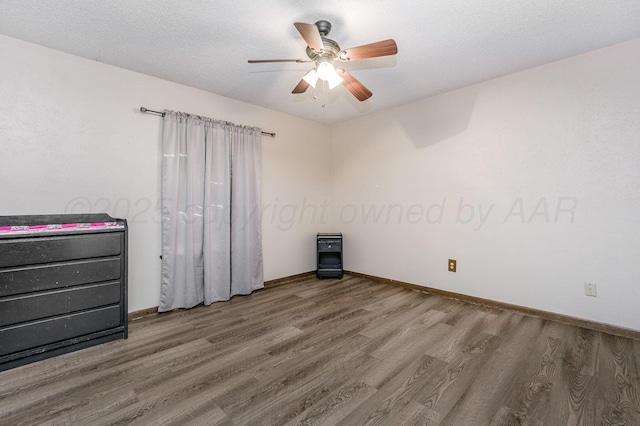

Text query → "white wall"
[3,33,639,332]
[329,39,640,331]
[0,35,330,312]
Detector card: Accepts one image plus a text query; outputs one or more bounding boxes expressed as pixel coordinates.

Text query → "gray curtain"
[159,111,263,312]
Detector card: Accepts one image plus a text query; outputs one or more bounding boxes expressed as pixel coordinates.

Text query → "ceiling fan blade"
[341,39,398,61]
[292,79,310,94]
[294,22,324,52]
[341,70,372,101]
[248,59,311,63]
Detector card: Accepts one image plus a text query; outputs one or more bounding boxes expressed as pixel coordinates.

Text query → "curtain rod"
[139,107,275,138]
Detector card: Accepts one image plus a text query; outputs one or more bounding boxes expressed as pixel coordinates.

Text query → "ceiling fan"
[248,20,398,102]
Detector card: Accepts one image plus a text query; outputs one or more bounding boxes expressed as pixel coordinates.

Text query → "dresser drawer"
[0,305,122,356]
[0,233,122,268]
[0,282,121,327]
[318,239,342,252]
[0,258,121,297]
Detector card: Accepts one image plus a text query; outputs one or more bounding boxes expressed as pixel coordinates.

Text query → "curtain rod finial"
[140,107,148,113]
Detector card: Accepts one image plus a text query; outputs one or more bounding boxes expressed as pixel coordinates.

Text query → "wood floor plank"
[38,388,140,426]
[595,333,640,425]
[438,314,546,425]
[552,326,599,426]
[496,328,568,424]
[0,338,216,422]
[241,350,374,425]
[217,336,372,424]
[335,354,447,426]
[475,308,518,337]
[417,331,499,416]
[2,274,639,425]
[283,379,378,426]
[424,308,496,363]
[490,406,544,426]
[359,292,443,340]
[359,322,452,390]
[358,355,448,425]
[394,400,441,425]
[367,309,450,360]
[125,393,230,426]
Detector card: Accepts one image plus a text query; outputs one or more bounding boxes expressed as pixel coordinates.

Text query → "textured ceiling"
[1,0,639,124]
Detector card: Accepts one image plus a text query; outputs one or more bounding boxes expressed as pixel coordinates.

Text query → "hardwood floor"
[1,275,639,425]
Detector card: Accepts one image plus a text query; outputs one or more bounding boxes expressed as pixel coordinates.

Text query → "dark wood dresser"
[0,214,128,371]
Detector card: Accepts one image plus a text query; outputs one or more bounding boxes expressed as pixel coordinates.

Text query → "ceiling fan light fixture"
[316,60,337,81]
[327,72,344,89]
[302,69,318,88]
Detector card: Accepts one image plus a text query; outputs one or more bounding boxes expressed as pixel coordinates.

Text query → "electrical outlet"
[448,259,457,272]
[584,282,597,297]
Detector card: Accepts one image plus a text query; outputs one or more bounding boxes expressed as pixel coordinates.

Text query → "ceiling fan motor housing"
[305,20,342,62]
[306,37,341,61]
